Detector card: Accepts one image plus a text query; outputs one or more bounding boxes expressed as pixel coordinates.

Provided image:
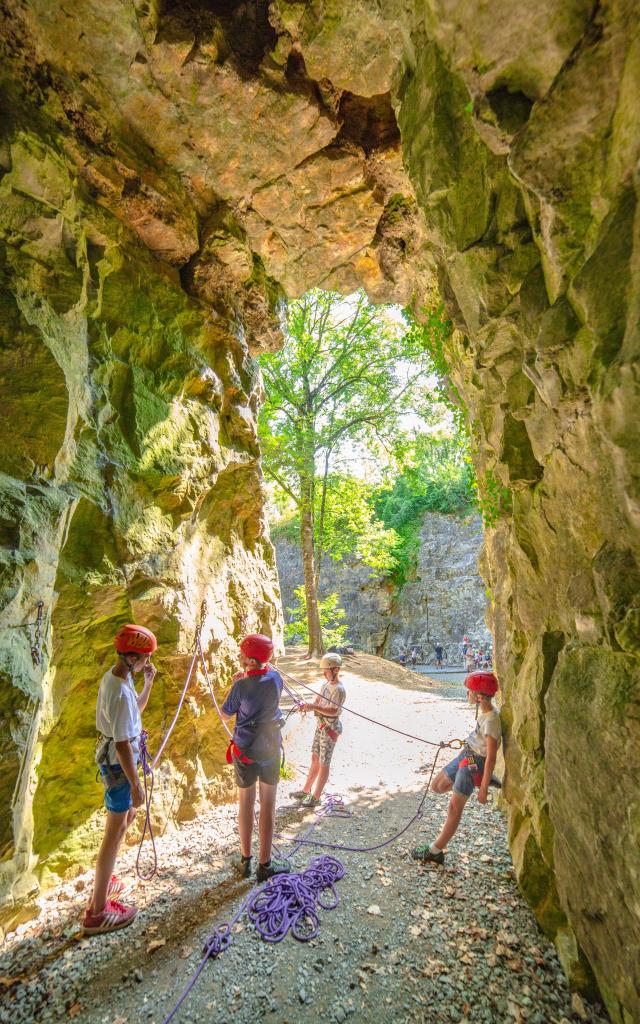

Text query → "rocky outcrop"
[0,2,638,1018]
[276,512,490,658]
[384,513,490,657]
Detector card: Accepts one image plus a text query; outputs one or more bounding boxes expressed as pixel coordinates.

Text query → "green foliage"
[258,288,431,509]
[270,474,400,575]
[319,476,399,575]
[403,302,465,427]
[375,432,476,586]
[473,469,512,527]
[259,288,432,649]
[284,586,348,648]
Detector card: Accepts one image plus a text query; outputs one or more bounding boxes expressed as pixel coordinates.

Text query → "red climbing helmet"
[114,624,157,655]
[465,671,498,697]
[239,633,274,664]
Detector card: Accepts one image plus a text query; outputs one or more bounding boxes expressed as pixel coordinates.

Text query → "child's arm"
[307,701,340,717]
[220,681,240,724]
[478,735,498,804]
[115,739,145,807]
[137,660,157,713]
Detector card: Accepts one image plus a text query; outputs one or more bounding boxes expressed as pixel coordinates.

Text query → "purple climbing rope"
[247,856,345,942]
[161,801,345,1024]
[275,749,443,855]
[196,635,233,739]
[136,731,158,881]
[151,646,200,769]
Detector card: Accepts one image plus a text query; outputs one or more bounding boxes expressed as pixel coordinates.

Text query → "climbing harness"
[459,751,483,788]
[319,721,339,743]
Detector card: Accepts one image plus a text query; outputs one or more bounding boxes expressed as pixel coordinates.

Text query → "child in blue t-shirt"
[220,633,290,883]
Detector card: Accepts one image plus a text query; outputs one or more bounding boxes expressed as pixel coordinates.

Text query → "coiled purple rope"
[247,856,344,942]
[161,802,345,1024]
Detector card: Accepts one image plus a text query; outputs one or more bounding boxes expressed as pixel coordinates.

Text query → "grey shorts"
[311,725,339,765]
[443,750,486,798]
[232,753,280,788]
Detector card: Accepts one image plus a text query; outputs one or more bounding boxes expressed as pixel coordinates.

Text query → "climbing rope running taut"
[277,664,464,751]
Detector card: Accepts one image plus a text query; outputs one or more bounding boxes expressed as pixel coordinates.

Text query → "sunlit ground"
[277,647,479,797]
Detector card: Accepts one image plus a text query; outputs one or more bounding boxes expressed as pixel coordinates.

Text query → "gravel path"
[0,656,609,1024]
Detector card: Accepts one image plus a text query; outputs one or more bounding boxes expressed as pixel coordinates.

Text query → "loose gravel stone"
[0,670,610,1024]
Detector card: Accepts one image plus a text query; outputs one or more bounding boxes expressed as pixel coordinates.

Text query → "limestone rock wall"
[276,537,395,653]
[276,513,490,658]
[0,0,428,916]
[0,2,638,1018]
[386,4,640,1019]
[0,129,283,908]
[385,513,490,657]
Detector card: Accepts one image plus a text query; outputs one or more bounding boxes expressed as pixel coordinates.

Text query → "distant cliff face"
[1,3,638,1017]
[275,513,490,658]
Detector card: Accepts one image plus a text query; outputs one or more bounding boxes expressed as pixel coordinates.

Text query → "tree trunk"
[300,486,323,658]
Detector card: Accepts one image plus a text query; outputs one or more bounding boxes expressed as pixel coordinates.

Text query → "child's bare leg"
[302,754,320,793]
[257,780,278,863]
[433,791,468,850]
[238,784,256,858]
[90,810,129,914]
[312,763,330,799]
[430,769,453,794]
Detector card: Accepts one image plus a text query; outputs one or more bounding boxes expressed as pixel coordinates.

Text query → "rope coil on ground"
[247,856,344,943]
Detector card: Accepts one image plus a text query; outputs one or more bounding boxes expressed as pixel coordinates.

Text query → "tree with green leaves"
[259,288,430,655]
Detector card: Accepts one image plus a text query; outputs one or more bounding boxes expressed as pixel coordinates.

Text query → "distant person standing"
[463,636,474,671]
[398,652,407,666]
[411,647,418,667]
[461,635,469,665]
[434,642,444,669]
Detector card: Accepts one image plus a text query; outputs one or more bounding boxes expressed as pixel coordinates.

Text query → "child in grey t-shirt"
[412,671,501,866]
[291,653,346,808]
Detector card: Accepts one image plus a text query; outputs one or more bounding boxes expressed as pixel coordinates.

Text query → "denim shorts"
[99,764,132,813]
[443,750,486,798]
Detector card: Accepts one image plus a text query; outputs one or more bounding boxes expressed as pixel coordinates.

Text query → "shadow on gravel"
[0,780,610,1024]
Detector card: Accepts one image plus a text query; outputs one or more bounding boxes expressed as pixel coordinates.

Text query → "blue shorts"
[443,751,486,798]
[100,765,132,814]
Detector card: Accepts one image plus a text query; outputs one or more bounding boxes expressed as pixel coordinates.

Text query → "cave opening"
[0,2,638,1020]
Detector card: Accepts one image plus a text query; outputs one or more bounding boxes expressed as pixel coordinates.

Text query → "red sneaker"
[86,875,126,907]
[107,875,125,899]
[82,899,137,935]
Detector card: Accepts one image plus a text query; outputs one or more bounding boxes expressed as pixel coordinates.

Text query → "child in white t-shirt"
[82,624,157,935]
[413,671,501,865]
[291,653,346,807]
